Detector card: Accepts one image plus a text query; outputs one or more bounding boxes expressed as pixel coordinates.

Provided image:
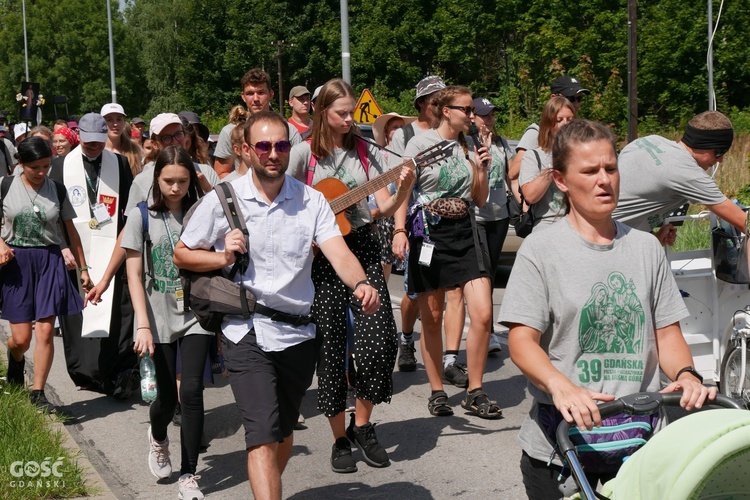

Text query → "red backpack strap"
[305,139,317,186]
[355,137,369,180]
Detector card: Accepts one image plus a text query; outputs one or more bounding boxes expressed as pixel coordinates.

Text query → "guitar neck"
[329,159,414,214]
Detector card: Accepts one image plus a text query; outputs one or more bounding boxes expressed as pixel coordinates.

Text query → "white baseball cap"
[13,123,28,138]
[100,103,126,117]
[150,113,183,136]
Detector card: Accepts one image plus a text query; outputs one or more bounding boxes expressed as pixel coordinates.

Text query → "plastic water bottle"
[140,352,157,403]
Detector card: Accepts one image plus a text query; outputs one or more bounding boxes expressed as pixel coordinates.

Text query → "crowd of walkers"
[1,67,734,499]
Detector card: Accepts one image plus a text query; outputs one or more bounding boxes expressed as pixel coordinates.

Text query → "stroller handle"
[556,391,742,455]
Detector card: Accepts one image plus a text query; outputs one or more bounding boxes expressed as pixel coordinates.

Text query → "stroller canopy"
[600,409,750,499]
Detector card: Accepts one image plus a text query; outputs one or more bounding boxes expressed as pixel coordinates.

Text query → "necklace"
[21,177,44,218]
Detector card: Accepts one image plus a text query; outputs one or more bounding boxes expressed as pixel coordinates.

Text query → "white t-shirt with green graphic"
[403,129,475,204]
[121,206,212,344]
[1,177,75,247]
[613,135,726,231]
[519,147,565,229]
[498,218,688,463]
[287,141,385,229]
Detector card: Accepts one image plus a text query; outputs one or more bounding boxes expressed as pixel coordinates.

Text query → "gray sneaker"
[488,332,503,354]
[443,362,469,388]
[147,426,172,479]
[178,473,204,500]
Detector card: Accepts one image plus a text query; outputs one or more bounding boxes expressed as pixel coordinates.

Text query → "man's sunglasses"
[445,105,475,116]
[715,148,728,159]
[250,140,292,155]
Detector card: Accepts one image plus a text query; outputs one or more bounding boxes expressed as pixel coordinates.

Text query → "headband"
[681,124,733,152]
[54,126,79,147]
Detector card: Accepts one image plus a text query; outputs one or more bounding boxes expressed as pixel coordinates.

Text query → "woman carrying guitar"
[288,79,415,473]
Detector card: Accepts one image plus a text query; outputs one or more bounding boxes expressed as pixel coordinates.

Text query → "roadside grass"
[0,356,88,499]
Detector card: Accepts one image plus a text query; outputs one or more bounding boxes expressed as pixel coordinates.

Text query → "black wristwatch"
[675,366,703,384]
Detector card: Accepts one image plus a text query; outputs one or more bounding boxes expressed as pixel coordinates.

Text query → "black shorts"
[222,331,316,449]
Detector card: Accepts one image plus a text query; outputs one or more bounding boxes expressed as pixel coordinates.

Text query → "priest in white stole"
[50,113,137,395]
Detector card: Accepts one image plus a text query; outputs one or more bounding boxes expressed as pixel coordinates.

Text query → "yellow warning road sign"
[353,89,383,125]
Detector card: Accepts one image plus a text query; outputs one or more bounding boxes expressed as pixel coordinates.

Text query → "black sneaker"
[30,390,59,414]
[397,342,417,372]
[173,403,182,427]
[6,351,25,386]
[112,368,139,401]
[346,414,390,468]
[331,437,357,473]
[443,362,469,388]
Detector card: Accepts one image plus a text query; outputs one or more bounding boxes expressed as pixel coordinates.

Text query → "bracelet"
[675,366,703,384]
[137,327,151,331]
[393,228,407,236]
[353,279,372,291]
[79,265,91,271]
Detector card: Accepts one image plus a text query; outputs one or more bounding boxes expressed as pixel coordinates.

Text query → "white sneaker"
[488,332,503,353]
[147,426,172,479]
[178,473,204,500]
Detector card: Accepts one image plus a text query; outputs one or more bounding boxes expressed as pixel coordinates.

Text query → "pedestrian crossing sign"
[353,89,383,125]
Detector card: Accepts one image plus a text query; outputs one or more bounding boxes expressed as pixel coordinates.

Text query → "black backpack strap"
[1,175,15,225]
[403,123,415,146]
[0,140,11,176]
[137,201,155,281]
[214,182,251,317]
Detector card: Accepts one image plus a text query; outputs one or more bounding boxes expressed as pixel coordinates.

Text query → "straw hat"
[372,112,417,147]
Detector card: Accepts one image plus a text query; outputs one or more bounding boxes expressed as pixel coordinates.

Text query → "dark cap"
[415,76,446,103]
[472,97,497,116]
[131,117,145,125]
[178,111,210,142]
[288,85,311,100]
[550,76,590,97]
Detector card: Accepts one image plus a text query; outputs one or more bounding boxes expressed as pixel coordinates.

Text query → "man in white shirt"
[175,111,378,500]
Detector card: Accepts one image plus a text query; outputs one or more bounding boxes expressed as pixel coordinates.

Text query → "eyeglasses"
[714,148,728,159]
[158,130,186,145]
[445,105,475,116]
[250,140,292,155]
[566,95,584,104]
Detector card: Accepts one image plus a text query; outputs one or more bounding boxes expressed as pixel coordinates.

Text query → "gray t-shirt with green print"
[613,135,726,231]
[519,147,565,229]
[498,218,688,464]
[121,206,212,344]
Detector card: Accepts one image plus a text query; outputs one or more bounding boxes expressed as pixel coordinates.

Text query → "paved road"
[2,276,531,499]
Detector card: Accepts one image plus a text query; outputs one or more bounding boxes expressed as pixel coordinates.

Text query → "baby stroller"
[556,392,748,500]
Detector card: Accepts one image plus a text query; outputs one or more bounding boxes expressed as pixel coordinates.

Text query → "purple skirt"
[0,245,84,323]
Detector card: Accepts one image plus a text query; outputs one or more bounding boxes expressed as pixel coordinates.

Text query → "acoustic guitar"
[314,140,453,235]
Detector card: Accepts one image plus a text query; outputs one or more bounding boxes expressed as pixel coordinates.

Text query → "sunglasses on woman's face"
[445,105,475,116]
[250,140,292,155]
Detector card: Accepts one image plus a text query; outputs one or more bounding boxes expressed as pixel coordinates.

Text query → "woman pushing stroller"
[498,119,716,499]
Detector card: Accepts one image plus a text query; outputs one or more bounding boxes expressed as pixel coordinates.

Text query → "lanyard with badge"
[84,167,113,230]
[161,212,185,309]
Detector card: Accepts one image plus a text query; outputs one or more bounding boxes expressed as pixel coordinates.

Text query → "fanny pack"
[424,197,469,219]
[539,403,657,475]
[180,183,313,333]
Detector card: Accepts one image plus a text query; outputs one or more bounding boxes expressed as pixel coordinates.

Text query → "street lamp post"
[22,0,29,81]
[106,0,117,103]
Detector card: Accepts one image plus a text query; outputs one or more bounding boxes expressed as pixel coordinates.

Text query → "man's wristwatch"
[675,366,703,384]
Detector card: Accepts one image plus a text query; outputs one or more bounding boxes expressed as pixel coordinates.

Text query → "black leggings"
[150,334,212,475]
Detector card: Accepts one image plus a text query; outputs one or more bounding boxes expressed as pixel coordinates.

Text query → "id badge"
[175,286,185,310]
[93,203,112,226]
[418,242,435,267]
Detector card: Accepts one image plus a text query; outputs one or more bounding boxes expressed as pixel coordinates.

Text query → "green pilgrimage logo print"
[577,272,646,383]
[151,231,180,293]
[436,156,470,198]
[12,204,45,246]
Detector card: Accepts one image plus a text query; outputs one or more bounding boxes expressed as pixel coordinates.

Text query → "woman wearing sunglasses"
[401,85,498,419]
[518,96,576,231]
[288,78,415,473]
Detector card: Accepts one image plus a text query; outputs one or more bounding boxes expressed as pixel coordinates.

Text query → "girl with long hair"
[288,78,415,473]
[120,145,210,499]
